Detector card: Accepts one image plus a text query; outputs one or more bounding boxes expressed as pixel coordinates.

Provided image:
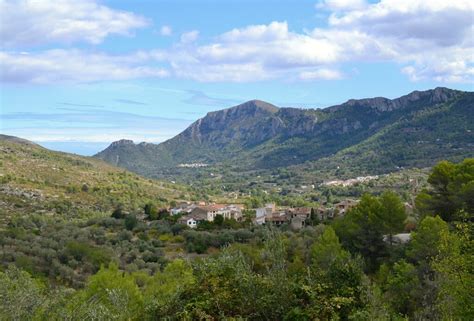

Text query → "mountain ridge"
[95,87,473,180]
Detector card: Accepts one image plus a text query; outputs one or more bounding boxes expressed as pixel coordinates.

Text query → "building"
[383,233,411,244]
[266,213,288,226]
[314,206,329,221]
[170,202,197,216]
[255,204,313,228]
[178,204,244,226]
[177,212,207,228]
[290,215,306,229]
[334,199,359,216]
[255,203,275,225]
[286,207,311,219]
[285,207,311,229]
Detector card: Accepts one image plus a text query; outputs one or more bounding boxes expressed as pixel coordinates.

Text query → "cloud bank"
[0,0,472,83]
[0,0,148,47]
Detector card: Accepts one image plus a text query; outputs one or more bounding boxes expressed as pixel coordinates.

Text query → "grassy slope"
[0,136,194,226]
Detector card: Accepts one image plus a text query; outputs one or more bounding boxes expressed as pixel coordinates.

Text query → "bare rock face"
[179,100,283,147]
[110,139,135,147]
[330,87,460,113]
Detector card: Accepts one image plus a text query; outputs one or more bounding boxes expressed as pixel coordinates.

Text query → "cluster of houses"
[168,200,413,245]
[254,199,360,229]
[322,175,379,187]
[177,163,209,168]
[171,202,244,228]
[255,204,311,229]
[170,199,360,229]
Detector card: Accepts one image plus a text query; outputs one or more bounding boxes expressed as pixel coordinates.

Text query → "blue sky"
[1,0,473,155]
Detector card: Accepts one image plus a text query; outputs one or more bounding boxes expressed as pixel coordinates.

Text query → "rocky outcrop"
[328,87,460,113]
[110,139,135,147]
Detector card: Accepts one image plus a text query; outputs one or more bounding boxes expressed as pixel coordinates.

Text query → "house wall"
[187,218,197,228]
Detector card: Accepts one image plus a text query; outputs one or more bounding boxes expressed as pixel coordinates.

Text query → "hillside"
[0,135,194,226]
[291,91,474,179]
[95,88,474,181]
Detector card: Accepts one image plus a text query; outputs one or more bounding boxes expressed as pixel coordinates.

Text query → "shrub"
[124,214,138,231]
[111,207,124,219]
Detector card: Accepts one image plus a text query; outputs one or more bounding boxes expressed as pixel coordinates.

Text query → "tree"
[71,263,144,320]
[416,159,474,221]
[143,259,195,316]
[124,214,138,231]
[379,191,407,244]
[431,220,474,320]
[408,216,449,267]
[111,206,124,219]
[384,260,420,316]
[158,209,170,220]
[306,226,364,319]
[333,194,387,272]
[311,226,349,270]
[171,223,187,235]
[213,214,224,226]
[0,266,45,319]
[144,203,158,220]
[310,207,320,225]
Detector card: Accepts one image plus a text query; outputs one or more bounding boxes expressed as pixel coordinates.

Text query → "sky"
[0,0,473,155]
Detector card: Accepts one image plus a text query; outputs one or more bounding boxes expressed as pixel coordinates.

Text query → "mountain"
[0,135,193,225]
[95,88,474,180]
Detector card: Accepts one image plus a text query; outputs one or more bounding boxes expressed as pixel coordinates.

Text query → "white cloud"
[0,0,472,84]
[180,30,199,43]
[0,0,148,47]
[328,0,473,46]
[155,22,344,82]
[299,68,343,80]
[324,0,474,82]
[220,21,289,42]
[150,1,472,83]
[0,50,168,84]
[160,25,173,36]
[401,51,474,83]
[316,0,367,11]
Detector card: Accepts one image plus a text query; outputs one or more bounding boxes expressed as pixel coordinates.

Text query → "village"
[170,199,360,230]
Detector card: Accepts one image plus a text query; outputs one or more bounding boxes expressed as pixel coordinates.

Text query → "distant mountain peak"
[226,99,279,114]
[110,139,135,147]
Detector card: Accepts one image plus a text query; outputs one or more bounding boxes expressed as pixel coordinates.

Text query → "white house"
[190,204,243,222]
[184,217,198,228]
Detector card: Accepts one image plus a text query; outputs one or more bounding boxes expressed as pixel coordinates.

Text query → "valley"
[2,0,473,319]
[0,88,472,320]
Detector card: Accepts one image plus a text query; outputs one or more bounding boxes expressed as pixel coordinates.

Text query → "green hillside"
[0,135,194,226]
[292,91,474,178]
